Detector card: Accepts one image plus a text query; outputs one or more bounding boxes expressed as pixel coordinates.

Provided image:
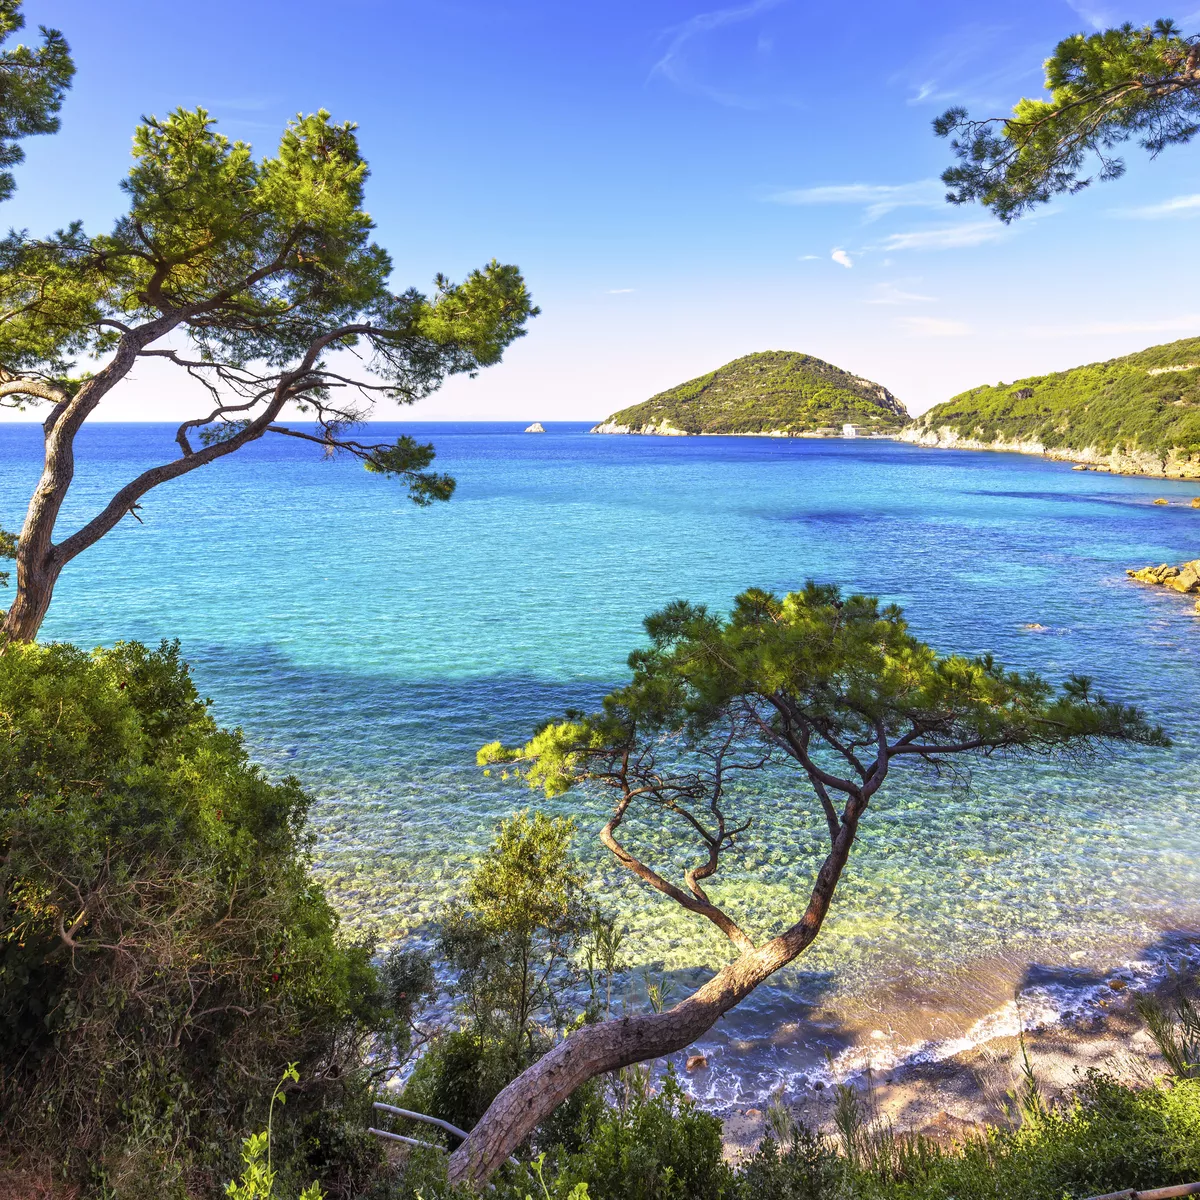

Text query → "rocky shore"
[1126,560,1200,614]
[589,420,888,438]
[898,425,1200,480]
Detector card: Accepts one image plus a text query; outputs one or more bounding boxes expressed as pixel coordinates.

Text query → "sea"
[3,421,1199,1106]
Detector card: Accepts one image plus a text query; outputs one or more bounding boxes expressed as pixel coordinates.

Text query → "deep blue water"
[3,421,1199,1102]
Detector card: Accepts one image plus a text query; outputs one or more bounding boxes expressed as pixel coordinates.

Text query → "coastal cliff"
[898,425,1200,479]
[902,336,1200,479]
[591,350,907,436]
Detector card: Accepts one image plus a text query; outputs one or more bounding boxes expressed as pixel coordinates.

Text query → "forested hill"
[591,351,908,435]
[905,337,1200,471]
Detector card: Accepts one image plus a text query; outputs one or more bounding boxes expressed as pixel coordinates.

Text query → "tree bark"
[445,811,862,1187]
[2,548,62,642]
[1,315,181,644]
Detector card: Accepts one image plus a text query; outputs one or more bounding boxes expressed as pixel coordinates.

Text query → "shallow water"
[3,422,1198,1102]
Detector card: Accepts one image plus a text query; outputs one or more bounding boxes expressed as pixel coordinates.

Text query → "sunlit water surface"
[3,422,1198,1104]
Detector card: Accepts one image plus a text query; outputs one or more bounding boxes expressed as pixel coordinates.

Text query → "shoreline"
[897,427,1200,482]
[720,969,1184,1158]
[588,421,900,439]
[587,422,1200,482]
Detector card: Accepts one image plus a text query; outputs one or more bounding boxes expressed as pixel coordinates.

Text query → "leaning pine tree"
[0,107,536,642]
[462,583,1168,1185]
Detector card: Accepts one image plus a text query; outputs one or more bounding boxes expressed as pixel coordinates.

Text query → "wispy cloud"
[831,249,853,269]
[767,180,944,221]
[1114,193,1200,218]
[1063,0,1116,30]
[650,0,786,108]
[798,254,822,261]
[881,222,1008,251]
[606,288,636,294]
[897,316,971,337]
[891,23,1044,110]
[867,281,934,305]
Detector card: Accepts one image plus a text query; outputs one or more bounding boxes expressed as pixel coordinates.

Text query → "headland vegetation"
[590,351,907,437]
[901,337,1200,480]
[593,337,1200,484]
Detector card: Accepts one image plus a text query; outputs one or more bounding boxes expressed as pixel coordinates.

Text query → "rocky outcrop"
[588,418,689,435]
[524,422,546,433]
[589,422,882,439]
[1126,560,1200,610]
[899,425,1200,480]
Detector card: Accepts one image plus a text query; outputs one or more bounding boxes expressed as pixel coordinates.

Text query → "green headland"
[902,336,1200,478]
[591,350,908,436]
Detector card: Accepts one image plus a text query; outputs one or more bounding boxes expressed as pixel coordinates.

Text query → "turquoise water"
[3,422,1199,1101]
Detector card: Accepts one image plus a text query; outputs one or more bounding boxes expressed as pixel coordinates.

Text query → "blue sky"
[5,0,1200,420]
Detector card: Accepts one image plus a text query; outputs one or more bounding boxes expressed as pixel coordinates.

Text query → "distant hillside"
[903,337,1200,478]
[591,351,907,436]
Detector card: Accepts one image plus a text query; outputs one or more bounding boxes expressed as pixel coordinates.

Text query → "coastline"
[897,426,1200,481]
[588,420,900,439]
[588,420,1200,482]
[720,958,1196,1159]
[721,982,1166,1157]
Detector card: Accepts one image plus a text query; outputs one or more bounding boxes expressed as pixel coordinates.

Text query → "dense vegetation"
[909,335,1200,460]
[0,637,1190,1200]
[0,640,421,1198]
[594,351,908,435]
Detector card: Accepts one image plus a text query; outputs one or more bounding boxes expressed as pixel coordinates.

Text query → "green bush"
[0,639,409,1195]
[554,1071,731,1200]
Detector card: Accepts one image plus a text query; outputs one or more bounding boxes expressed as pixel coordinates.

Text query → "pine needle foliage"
[936,19,1200,220]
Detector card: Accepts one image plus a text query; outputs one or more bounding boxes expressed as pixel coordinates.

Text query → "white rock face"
[898,424,1200,479]
[524,422,546,433]
[589,419,689,435]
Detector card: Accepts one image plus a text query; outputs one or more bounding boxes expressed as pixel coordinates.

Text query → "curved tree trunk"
[2,405,75,643]
[1,316,182,644]
[446,816,862,1187]
[2,549,62,642]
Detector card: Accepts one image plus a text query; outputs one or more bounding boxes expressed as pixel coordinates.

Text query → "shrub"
[0,639,410,1195]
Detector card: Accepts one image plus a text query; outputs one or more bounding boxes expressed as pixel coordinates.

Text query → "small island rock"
[685,1053,708,1072]
[524,422,546,433]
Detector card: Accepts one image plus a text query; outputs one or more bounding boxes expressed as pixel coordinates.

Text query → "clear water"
[3,422,1199,1103]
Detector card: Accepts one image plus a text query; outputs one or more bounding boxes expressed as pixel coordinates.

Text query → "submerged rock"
[686,1053,708,1072]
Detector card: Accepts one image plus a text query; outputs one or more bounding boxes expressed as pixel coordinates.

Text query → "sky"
[3,0,1200,422]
